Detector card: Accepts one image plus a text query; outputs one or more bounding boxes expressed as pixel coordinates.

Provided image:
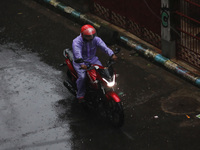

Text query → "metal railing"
[176,0,200,69]
[91,0,161,48]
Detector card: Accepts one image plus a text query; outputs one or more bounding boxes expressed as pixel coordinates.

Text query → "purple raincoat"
[72,35,114,98]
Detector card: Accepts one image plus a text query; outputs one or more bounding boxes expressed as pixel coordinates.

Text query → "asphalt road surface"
[0,0,200,150]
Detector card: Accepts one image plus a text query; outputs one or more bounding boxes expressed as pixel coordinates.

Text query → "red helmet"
[81,24,96,41]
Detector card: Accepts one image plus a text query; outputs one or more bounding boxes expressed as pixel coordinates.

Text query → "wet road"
[1,0,200,150]
[0,43,73,149]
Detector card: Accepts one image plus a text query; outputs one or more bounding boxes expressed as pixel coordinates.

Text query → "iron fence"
[91,0,161,48]
[176,0,200,69]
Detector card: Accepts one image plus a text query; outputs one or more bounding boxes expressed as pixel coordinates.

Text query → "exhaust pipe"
[63,80,77,96]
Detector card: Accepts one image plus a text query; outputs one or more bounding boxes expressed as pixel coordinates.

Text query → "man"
[72,24,117,103]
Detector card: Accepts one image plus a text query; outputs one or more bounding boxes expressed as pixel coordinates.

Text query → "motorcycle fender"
[105,91,121,103]
[65,59,77,78]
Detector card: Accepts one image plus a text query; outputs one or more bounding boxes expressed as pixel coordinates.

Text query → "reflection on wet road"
[0,43,73,150]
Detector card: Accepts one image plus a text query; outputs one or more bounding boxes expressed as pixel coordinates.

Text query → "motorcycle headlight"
[102,75,116,87]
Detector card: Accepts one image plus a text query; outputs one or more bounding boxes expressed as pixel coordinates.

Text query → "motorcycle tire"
[106,99,124,127]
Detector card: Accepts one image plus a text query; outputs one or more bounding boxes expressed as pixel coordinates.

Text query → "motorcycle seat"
[64,49,74,62]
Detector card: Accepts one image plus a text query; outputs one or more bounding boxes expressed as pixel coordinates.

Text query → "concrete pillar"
[161,0,177,58]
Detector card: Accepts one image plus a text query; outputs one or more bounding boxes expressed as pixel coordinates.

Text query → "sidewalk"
[39,0,200,88]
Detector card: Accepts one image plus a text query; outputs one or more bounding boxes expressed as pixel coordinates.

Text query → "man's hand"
[81,64,87,69]
[111,54,118,61]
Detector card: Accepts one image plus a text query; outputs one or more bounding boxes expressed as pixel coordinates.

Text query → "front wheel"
[106,100,124,127]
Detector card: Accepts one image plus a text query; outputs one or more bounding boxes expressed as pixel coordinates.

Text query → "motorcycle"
[60,48,124,127]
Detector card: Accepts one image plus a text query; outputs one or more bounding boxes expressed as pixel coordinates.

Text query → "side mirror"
[75,58,84,63]
[114,48,121,54]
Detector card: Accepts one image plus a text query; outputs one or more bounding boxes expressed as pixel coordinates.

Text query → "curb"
[119,36,200,88]
[41,0,200,88]
[42,0,101,29]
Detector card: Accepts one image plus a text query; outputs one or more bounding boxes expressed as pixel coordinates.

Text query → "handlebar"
[79,65,96,71]
[107,58,116,68]
[79,59,116,70]
[76,47,120,69]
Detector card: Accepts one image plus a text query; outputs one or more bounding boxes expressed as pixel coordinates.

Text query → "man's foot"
[77,97,85,103]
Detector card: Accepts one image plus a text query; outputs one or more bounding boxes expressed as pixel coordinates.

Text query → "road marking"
[121,129,134,141]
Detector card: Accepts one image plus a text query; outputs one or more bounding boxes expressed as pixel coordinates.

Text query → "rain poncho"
[72,35,114,98]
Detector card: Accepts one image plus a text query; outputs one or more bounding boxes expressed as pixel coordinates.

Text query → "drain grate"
[161,96,200,115]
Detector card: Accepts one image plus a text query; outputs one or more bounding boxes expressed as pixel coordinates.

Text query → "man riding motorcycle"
[72,24,117,103]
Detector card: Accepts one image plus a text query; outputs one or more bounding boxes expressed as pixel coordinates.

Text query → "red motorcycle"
[61,48,124,127]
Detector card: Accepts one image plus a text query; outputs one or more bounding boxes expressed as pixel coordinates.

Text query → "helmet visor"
[83,34,96,41]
